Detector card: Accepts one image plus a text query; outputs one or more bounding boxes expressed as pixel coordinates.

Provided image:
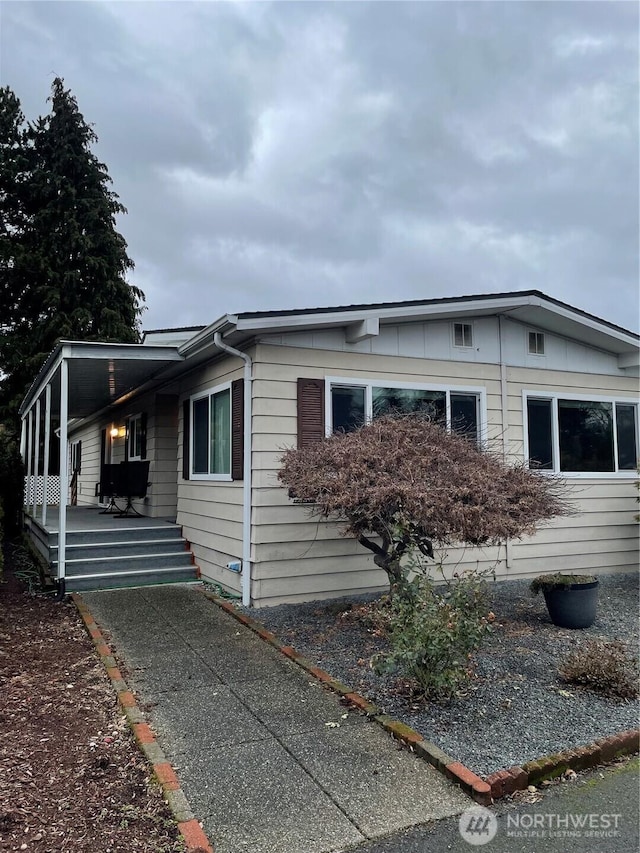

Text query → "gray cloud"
[2,1,638,331]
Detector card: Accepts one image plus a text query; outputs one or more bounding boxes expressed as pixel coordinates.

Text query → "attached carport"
[19,340,184,593]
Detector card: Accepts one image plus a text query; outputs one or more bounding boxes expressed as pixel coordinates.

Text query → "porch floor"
[25,505,179,535]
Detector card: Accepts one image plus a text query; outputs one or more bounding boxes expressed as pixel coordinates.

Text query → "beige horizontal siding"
[507,367,638,395]
[508,551,637,574]
[252,563,389,600]
[189,542,242,596]
[70,391,181,520]
[248,344,638,606]
[178,496,243,523]
[179,483,244,504]
[72,425,102,509]
[175,358,248,583]
[255,343,503,381]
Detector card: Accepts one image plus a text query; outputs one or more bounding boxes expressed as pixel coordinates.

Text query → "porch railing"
[24,476,61,506]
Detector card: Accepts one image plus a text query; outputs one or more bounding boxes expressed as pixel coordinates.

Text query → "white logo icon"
[459,805,498,846]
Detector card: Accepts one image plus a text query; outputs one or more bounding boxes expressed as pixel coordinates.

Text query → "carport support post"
[58,354,69,591]
[26,410,33,514]
[20,418,26,466]
[42,384,51,528]
[32,398,41,518]
[20,418,27,509]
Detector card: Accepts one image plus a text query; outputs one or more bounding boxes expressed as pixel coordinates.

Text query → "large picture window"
[328,378,483,443]
[191,384,231,477]
[525,393,638,474]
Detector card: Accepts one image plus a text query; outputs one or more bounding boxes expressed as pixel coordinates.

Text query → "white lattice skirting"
[24,476,61,505]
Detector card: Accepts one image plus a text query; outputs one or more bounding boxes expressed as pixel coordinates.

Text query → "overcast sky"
[2,1,639,333]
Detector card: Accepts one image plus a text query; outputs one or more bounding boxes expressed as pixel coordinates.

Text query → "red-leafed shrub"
[279,413,569,595]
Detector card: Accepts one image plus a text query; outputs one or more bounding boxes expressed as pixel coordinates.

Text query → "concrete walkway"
[82,584,470,853]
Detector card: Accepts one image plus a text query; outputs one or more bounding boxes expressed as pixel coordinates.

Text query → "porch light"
[110,426,126,438]
[110,427,118,438]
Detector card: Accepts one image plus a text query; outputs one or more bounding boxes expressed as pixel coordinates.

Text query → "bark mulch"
[0,541,185,853]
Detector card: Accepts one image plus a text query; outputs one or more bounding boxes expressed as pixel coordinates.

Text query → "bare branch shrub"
[279,413,569,593]
[560,639,639,700]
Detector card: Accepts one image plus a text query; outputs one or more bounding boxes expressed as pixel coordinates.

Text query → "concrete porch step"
[52,525,184,547]
[64,565,200,592]
[60,551,195,576]
[52,538,190,560]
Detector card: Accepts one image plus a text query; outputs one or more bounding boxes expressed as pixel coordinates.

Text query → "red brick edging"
[72,594,214,853]
[203,590,640,804]
[485,730,640,799]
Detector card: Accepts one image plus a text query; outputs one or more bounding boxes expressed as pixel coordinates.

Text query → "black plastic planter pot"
[543,579,599,629]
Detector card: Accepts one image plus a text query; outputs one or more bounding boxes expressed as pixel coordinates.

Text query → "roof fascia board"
[234,295,539,332]
[19,345,66,418]
[57,341,184,361]
[236,294,639,351]
[178,315,237,358]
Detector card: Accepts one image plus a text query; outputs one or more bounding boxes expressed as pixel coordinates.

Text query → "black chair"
[97,461,150,517]
[98,464,123,514]
[114,461,151,517]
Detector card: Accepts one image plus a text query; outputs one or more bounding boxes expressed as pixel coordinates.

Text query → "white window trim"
[325,376,488,445]
[452,321,474,349]
[522,390,640,478]
[128,413,143,461]
[527,330,545,356]
[190,380,233,482]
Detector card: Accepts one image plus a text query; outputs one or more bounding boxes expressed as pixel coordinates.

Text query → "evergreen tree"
[0,87,30,333]
[0,78,144,432]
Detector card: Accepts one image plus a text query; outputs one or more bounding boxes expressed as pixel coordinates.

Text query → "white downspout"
[498,315,513,571]
[58,355,69,591]
[213,332,253,607]
[42,384,51,528]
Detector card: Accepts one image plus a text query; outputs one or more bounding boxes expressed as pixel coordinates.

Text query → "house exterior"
[20,290,640,606]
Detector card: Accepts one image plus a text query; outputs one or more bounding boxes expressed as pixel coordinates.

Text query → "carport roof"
[19,341,184,418]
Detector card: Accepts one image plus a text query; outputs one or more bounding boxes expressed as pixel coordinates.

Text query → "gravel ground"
[246,572,639,777]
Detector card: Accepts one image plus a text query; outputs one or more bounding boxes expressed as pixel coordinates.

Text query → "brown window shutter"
[182,400,190,480]
[231,379,244,480]
[140,412,147,459]
[297,378,325,447]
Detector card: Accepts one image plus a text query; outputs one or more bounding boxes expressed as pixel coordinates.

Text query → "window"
[328,378,482,442]
[525,393,638,474]
[191,384,231,477]
[453,322,473,348]
[128,414,144,460]
[332,385,366,433]
[528,332,545,355]
[70,440,82,473]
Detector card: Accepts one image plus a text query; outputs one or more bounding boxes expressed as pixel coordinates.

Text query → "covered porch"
[19,340,189,593]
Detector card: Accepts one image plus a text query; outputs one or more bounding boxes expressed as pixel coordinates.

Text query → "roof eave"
[234,293,639,354]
